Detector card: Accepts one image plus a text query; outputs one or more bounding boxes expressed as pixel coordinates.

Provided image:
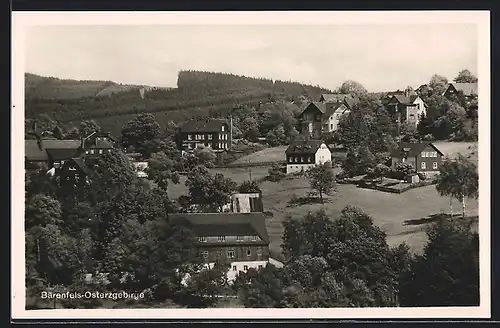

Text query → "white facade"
[406,96,427,128]
[286,143,332,174]
[324,104,349,133]
[180,260,274,285]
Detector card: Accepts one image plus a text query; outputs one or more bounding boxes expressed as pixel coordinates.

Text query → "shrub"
[268,163,285,182]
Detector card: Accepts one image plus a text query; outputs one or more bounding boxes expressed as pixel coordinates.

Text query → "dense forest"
[25,70,332,137]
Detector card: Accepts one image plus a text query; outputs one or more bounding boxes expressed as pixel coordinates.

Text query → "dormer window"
[236,236,244,242]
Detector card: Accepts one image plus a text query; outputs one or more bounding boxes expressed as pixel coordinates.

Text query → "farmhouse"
[285,140,332,174]
[385,93,427,128]
[443,82,478,99]
[169,212,278,282]
[178,118,230,153]
[25,131,114,174]
[298,101,350,138]
[391,142,444,176]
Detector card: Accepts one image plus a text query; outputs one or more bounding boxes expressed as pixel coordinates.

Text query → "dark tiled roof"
[25,139,82,161]
[323,102,346,118]
[391,142,444,158]
[285,140,329,155]
[449,82,478,96]
[91,139,114,149]
[320,93,359,109]
[169,212,270,244]
[300,102,326,115]
[390,94,420,105]
[180,118,228,133]
[46,148,83,161]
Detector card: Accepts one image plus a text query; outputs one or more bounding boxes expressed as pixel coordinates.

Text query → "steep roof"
[391,142,444,158]
[46,148,83,161]
[320,93,359,109]
[25,139,82,161]
[390,94,420,105]
[180,118,228,133]
[324,102,347,118]
[70,157,95,177]
[285,140,329,155]
[300,102,326,115]
[169,212,270,244]
[449,82,478,96]
[90,139,114,149]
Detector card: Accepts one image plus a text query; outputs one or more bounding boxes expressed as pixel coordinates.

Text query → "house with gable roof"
[169,212,281,282]
[298,93,358,138]
[178,118,230,153]
[385,92,427,128]
[391,142,444,175]
[285,140,332,174]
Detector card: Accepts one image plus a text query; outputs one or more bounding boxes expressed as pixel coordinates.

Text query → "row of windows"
[187,133,228,141]
[85,149,112,155]
[232,264,264,272]
[421,162,438,170]
[288,156,314,163]
[421,151,438,158]
[200,247,263,259]
[198,236,258,242]
[187,142,228,150]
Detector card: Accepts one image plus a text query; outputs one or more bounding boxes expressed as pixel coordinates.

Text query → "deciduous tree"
[305,162,336,204]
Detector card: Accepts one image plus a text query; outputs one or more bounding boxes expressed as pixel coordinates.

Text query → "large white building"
[285,140,332,174]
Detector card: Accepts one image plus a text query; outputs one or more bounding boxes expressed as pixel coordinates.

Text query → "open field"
[260,176,479,256]
[166,141,479,256]
[232,141,478,165]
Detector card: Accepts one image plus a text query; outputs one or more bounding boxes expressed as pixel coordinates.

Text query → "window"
[227,249,235,258]
[61,160,65,165]
[433,162,438,169]
[201,251,209,260]
[256,247,262,257]
[54,162,61,168]
[217,236,226,242]
[402,158,406,163]
[251,235,257,241]
[432,151,437,157]
[243,265,248,271]
[330,124,333,130]
[289,157,293,163]
[222,125,225,132]
[208,134,212,140]
[108,149,111,153]
[421,162,426,169]
[99,149,103,154]
[258,265,263,270]
[198,236,207,243]
[217,250,222,257]
[204,143,209,147]
[237,236,244,242]
[85,151,89,154]
[246,249,251,257]
[188,134,192,140]
[90,149,94,154]
[300,157,304,163]
[232,265,237,271]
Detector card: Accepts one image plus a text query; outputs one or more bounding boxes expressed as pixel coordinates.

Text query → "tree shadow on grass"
[286,196,331,208]
[404,213,479,226]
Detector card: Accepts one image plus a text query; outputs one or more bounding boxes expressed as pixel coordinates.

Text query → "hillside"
[25,70,333,136]
[24,73,169,100]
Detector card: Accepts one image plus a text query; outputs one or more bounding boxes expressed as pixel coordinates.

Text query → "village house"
[25,131,114,176]
[298,94,359,138]
[178,118,231,153]
[442,82,478,100]
[385,91,427,128]
[285,140,332,174]
[391,142,444,176]
[169,212,282,282]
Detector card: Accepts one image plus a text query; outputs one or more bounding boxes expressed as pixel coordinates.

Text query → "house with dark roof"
[298,100,351,138]
[178,118,230,153]
[25,131,114,175]
[391,142,444,175]
[285,140,332,174]
[319,93,359,110]
[443,82,478,99]
[385,93,427,128]
[169,212,277,281]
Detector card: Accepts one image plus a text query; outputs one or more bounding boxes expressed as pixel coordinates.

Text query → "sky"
[25,24,478,92]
